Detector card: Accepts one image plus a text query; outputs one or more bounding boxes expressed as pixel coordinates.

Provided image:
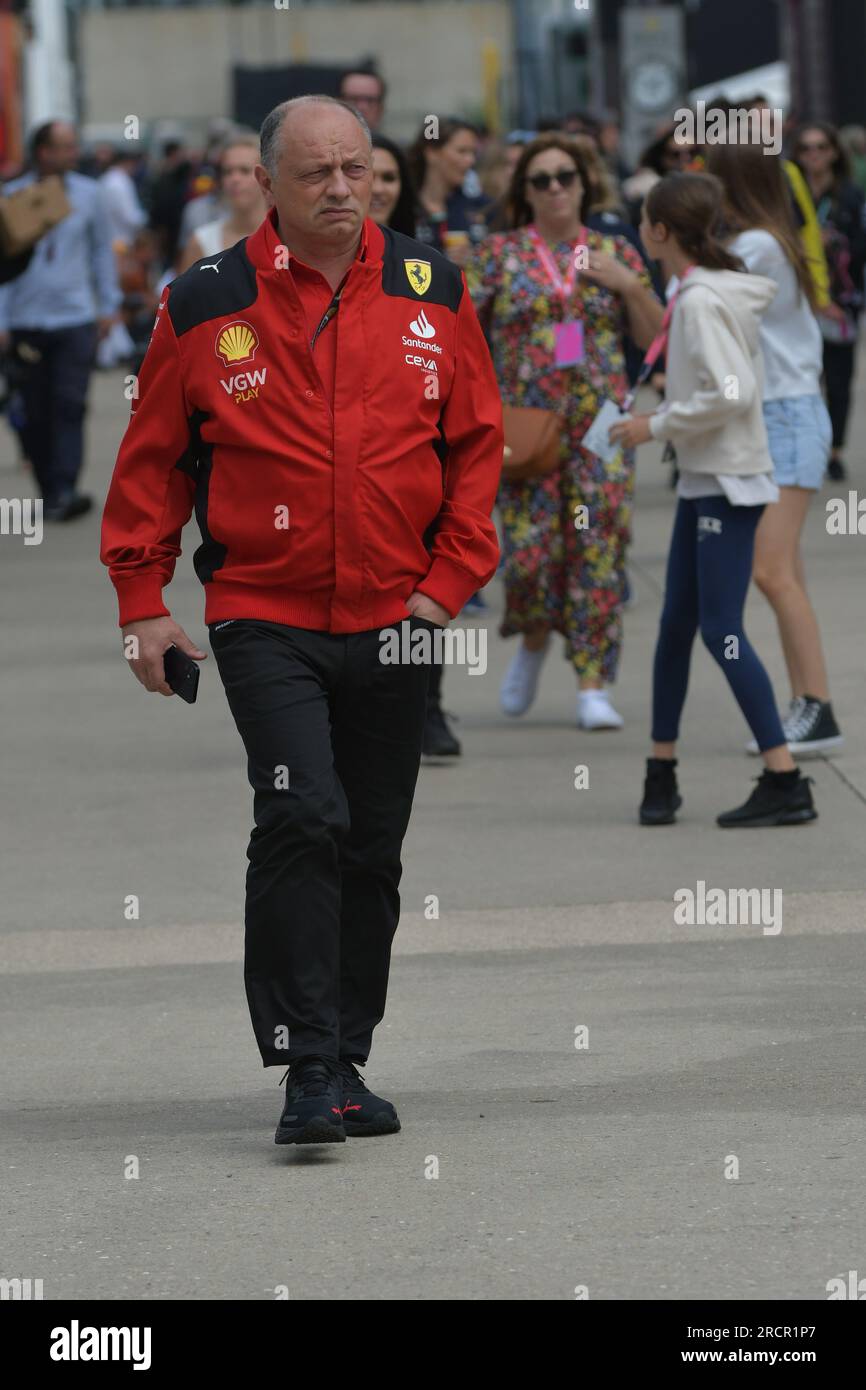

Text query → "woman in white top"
[708,143,841,757]
[611,172,817,829]
[176,132,267,273]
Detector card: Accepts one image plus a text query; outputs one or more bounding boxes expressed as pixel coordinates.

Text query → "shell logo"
[215,321,259,366]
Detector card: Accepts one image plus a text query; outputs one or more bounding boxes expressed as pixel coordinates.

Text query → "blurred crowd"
[4,75,864,431]
[0,67,861,779]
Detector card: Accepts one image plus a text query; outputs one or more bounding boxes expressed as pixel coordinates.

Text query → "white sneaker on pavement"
[500,641,550,716]
[577,689,624,730]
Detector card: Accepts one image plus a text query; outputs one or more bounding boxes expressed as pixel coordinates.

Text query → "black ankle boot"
[422,700,461,758]
[639,757,682,825]
[717,769,817,828]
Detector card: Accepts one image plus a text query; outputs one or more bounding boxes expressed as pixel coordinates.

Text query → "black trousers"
[210,618,431,1066]
[822,338,857,450]
[11,323,97,504]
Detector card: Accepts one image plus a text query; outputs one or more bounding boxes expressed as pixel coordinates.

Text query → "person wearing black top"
[407,118,489,270]
[795,121,866,481]
[370,135,416,236]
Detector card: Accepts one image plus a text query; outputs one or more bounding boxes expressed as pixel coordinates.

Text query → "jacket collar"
[246,207,384,274]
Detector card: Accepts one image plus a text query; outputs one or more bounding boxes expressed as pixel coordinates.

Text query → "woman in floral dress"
[466,134,662,728]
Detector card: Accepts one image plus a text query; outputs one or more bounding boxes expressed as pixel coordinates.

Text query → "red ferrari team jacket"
[100,211,503,632]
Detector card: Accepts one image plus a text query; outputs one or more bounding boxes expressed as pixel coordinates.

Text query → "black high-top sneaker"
[639,758,682,825]
[336,1061,401,1137]
[717,769,817,828]
[275,1056,346,1146]
[422,700,461,758]
[784,696,844,757]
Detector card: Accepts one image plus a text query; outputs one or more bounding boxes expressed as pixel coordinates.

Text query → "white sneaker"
[577,689,624,730]
[500,641,550,716]
[745,696,803,755]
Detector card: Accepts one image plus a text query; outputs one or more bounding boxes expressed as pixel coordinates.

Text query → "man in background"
[338,67,387,133]
[0,120,120,520]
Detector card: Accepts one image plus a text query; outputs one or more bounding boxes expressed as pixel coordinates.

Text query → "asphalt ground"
[1,365,864,1300]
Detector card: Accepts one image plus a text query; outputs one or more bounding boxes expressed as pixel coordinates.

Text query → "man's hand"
[609,413,654,449]
[0,329,11,356]
[406,590,451,627]
[121,616,207,696]
[97,315,118,342]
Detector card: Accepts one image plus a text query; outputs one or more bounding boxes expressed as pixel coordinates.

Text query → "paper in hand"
[581,398,628,464]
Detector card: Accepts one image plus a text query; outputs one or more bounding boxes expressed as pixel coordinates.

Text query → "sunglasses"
[526,167,579,192]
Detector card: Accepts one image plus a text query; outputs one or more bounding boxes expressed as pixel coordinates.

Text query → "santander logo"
[409,308,436,339]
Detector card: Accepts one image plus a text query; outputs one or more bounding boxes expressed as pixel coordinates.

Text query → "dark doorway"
[233,65,345,131]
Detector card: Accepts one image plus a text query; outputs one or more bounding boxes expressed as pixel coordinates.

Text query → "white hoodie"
[648,267,778,475]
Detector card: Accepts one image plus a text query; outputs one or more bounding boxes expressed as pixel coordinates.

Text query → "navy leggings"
[652,496,785,752]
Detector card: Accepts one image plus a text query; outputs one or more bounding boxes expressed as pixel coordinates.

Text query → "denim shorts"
[763,394,832,490]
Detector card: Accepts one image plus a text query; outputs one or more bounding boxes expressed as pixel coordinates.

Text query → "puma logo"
[199,259,223,274]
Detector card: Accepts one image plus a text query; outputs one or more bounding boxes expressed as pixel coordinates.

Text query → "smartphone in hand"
[162,644,200,703]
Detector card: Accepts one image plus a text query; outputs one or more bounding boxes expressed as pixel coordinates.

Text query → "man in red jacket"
[101,96,502,1148]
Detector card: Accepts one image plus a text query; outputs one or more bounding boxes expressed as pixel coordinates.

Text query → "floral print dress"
[466,226,654,684]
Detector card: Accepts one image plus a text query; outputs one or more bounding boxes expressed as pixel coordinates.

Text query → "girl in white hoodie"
[610,173,817,829]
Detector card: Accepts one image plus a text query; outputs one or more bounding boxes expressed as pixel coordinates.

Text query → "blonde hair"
[217,130,261,166]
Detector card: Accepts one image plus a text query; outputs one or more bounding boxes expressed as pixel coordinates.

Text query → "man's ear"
[255,163,274,206]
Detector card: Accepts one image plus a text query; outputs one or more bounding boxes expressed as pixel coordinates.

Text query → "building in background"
[72,0,513,147]
[5,0,866,165]
[599,0,866,151]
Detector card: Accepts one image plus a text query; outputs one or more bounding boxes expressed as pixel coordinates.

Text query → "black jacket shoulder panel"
[167,239,259,338]
[380,225,464,312]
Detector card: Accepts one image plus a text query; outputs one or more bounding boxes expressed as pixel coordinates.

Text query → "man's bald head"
[260,96,371,178]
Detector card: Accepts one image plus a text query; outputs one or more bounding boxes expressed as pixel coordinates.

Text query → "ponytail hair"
[644,172,745,272]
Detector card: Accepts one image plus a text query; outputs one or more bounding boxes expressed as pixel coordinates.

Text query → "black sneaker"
[784,695,844,757]
[827,456,846,481]
[639,757,682,825]
[717,770,817,828]
[43,491,93,522]
[422,701,461,758]
[275,1056,346,1146]
[336,1061,401,1137]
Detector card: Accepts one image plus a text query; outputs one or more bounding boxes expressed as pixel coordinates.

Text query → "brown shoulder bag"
[501,404,564,482]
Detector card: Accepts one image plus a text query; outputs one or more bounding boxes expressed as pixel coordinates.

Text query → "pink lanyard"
[528,224,586,306]
[622,264,695,411]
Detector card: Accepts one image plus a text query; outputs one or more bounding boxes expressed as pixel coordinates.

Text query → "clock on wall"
[626,59,680,113]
